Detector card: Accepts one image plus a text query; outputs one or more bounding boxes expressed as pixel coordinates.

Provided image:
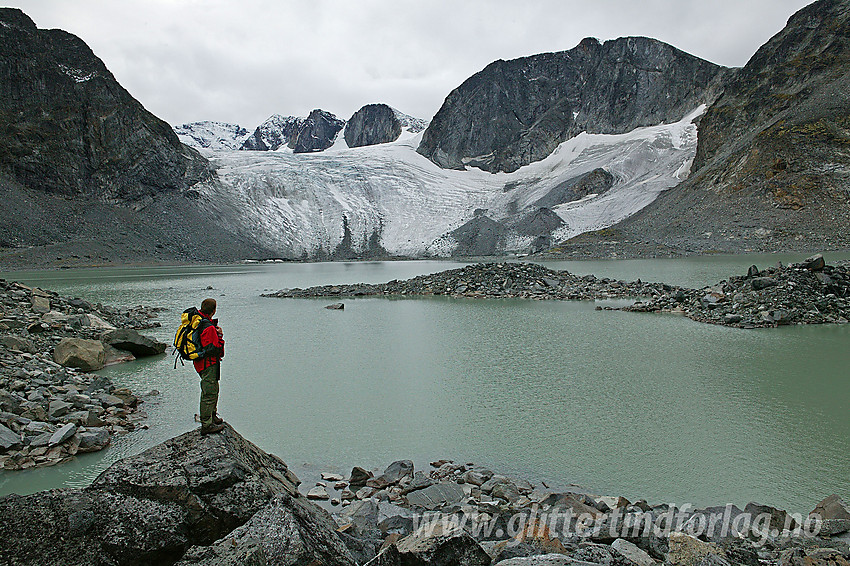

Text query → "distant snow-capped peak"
[391,107,428,134]
[174,121,250,151]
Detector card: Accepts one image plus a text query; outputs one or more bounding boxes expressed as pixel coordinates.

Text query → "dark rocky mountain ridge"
[418,36,729,173]
[0,8,274,267]
[558,0,850,257]
[0,8,209,201]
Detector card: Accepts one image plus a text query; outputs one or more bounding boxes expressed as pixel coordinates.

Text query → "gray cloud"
[11,0,813,128]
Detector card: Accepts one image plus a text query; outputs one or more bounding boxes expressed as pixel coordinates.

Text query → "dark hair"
[200,298,217,315]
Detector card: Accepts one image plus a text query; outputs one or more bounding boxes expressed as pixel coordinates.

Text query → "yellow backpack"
[173,307,218,367]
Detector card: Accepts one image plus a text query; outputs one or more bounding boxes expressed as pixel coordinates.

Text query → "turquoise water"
[1,254,848,513]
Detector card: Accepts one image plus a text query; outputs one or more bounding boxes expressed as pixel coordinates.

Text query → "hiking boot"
[212,413,224,425]
[200,423,225,435]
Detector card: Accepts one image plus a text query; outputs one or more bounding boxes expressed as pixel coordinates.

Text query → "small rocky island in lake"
[264,254,850,329]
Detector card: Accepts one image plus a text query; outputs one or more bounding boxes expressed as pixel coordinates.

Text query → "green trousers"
[199,363,220,428]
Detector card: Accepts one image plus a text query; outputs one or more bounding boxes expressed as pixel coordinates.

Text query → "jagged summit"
[240,109,344,153]
[418,35,728,173]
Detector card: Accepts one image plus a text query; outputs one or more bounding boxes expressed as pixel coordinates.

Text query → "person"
[195,298,225,434]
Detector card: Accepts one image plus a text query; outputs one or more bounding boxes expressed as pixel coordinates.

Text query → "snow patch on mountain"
[196,107,703,258]
[174,121,250,151]
[392,107,428,134]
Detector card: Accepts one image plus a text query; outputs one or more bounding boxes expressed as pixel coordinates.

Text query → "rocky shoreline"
[262,254,850,329]
[1,424,847,566]
[0,278,166,470]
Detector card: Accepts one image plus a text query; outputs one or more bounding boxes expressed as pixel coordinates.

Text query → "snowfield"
[198,107,704,258]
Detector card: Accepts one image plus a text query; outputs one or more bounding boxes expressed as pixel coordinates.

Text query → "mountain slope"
[0,8,209,201]
[582,0,850,256]
[418,36,727,173]
[0,9,272,267]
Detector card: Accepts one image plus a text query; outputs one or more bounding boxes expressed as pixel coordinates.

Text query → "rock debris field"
[0,278,166,470]
[264,254,850,329]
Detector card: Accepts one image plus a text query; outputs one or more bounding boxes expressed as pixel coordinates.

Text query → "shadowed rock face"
[345,104,403,148]
[0,8,210,201]
[591,0,850,255]
[418,36,727,173]
[0,425,307,566]
[293,109,346,153]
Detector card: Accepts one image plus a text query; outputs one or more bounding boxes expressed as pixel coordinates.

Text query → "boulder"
[31,295,50,313]
[744,502,797,534]
[777,548,850,566]
[42,310,69,325]
[321,472,345,482]
[402,471,434,494]
[86,314,116,330]
[612,538,656,566]
[811,494,850,520]
[102,329,166,357]
[0,424,307,565]
[0,335,36,353]
[325,303,345,310]
[365,521,490,566]
[178,493,357,566]
[0,422,22,452]
[368,460,414,488]
[405,482,466,510]
[464,469,494,486]
[349,466,374,488]
[103,343,136,366]
[77,427,110,452]
[48,422,76,446]
[751,277,778,290]
[666,532,725,566]
[800,254,826,271]
[307,485,330,500]
[53,338,106,371]
[48,400,73,418]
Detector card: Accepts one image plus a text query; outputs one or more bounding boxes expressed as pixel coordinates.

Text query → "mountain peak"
[418,36,726,173]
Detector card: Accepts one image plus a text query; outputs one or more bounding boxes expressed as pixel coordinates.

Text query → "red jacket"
[194,312,224,373]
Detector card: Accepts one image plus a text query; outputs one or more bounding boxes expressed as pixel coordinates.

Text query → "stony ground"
[0,278,165,470]
[264,254,850,329]
[312,457,850,566]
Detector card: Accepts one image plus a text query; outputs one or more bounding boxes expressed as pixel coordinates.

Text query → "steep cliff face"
[0,8,210,201]
[292,109,345,153]
[589,0,850,256]
[344,104,403,148]
[418,36,727,173]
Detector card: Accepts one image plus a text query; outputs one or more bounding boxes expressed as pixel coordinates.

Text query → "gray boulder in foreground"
[366,521,491,566]
[53,337,106,371]
[102,328,167,357]
[0,424,317,566]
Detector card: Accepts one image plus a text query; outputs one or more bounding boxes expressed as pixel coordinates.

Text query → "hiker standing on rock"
[194,298,225,434]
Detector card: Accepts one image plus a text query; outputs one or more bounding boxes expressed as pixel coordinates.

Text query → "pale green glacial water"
[0,253,848,513]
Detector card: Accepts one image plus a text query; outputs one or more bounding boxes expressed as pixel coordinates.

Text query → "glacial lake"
[1,254,849,514]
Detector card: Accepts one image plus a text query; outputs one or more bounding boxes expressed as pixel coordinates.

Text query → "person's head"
[200,298,217,316]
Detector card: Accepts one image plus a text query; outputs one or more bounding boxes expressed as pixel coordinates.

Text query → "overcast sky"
[12,0,813,128]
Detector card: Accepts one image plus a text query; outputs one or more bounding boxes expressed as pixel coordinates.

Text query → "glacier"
[195,106,704,258]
